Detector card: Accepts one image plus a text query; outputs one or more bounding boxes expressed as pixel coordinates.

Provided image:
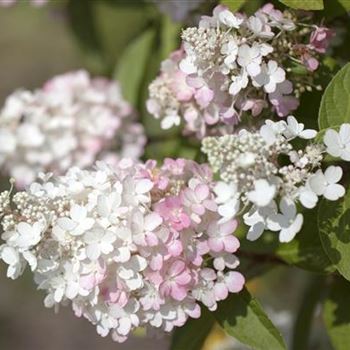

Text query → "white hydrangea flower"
[247,179,276,207]
[0,246,23,279]
[203,118,349,243]
[237,43,263,77]
[214,181,240,223]
[57,205,94,237]
[270,197,303,243]
[298,183,318,209]
[161,113,181,129]
[243,203,279,241]
[218,9,243,28]
[229,69,249,95]
[283,116,317,140]
[83,228,116,260]
[309,166,345,201]
[252,60,286,93]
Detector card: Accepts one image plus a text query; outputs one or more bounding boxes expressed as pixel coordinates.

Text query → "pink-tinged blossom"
[309,26,335,53]
[302,54,319,72]
[0,70,145,188]
[155,196,191,231]
[207,220,240,253]
[269,80,299,117]
[159,260,192,301]
[147,4,330,138]
[0,158,244,342]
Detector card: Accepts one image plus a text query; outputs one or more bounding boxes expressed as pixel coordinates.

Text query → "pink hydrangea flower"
[207,220,240,253]
[159,260,192,301]
[309,26,335,53]
[147,4,330,138]
[155,196,191,231]
[0,158,244,342]
[0,70,146,188]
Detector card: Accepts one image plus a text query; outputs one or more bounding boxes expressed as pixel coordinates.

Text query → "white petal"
[117,318,132,336]
[299,188,318,209]
[324,129,341,157]
[309,171,326,196]
[71,205,87,221]
[22,251,37,271]
[161,115,181,129]
[279,214,303,243]
[279,197,296,219]
[214,182,235,203]
[57,217,76,231]
[135,179,153,194]
[324,184,345,201]
[247,179,276,207]
[324,166,343,184]
[144,212,162,231]
[299,129,317,139]
[1,246,19,265]
[218,198,239,220]
[260,124,277,146]
[86,244,101,260]
[339,123,350,144]
[179,57,197,74]
[247,222,265,241]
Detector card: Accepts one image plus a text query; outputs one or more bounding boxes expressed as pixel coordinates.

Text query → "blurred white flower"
[218,10,243,28]
[0,70,145,188]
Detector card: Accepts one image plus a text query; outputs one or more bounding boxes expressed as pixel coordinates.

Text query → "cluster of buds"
[0,70,146,188]
[202,116,348,242]
[147,4,333,138]
[0,159,244,342]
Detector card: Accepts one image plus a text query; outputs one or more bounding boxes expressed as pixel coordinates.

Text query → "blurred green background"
[0,1,348,349]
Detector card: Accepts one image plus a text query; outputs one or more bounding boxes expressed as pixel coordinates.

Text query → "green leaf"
[292,276,325,350]
[160,15,181,60]
[279,0,324,10]
[318,190,350,281]
[323,277,350,350]
[93,0,157,71]
[171,307,214,350]
[323,0,350,19]
[214,288,287,350]
[221,0,247,11]
[277,209,335,273]
[114,28,156,106]
[318,63,350,129]
[337,0,350,11]
[67,0,106,73]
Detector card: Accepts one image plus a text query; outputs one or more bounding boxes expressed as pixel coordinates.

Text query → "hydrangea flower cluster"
[0,70,146,188]
[0,158,244,342]
[147,4,333,138]
[202,116,349,243]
